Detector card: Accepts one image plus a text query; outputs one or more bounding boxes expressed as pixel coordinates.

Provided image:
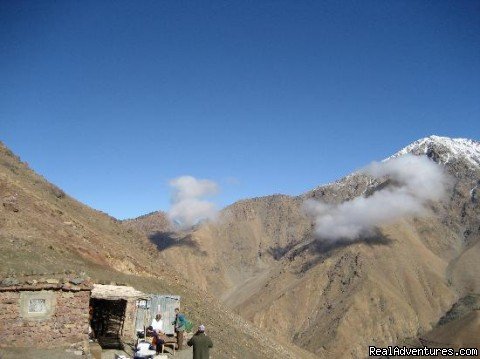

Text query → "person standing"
[172,308,186,350]
[187,324,213,359]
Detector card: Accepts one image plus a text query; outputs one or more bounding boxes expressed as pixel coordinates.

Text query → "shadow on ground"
[268,229,392,273]
[148,231,207,256]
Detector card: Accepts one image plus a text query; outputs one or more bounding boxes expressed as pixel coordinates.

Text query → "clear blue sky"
[1,1,479,219]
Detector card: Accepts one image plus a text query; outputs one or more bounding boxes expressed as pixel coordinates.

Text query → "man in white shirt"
[148,313,166,354]
[151,314,164,334]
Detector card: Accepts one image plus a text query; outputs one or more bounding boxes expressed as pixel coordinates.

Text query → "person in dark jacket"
[187,325,213,359]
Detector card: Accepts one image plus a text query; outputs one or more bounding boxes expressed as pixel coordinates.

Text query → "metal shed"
[135,295,181,335]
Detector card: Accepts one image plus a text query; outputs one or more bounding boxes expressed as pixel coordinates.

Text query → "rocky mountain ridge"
[129,135,480,357]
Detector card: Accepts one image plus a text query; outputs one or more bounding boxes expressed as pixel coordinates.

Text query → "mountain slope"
[0,142,315,359]
[129,136,480,357]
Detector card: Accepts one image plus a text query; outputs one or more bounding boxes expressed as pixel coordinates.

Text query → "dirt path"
[102,347,193,359]
[0,347,194,359]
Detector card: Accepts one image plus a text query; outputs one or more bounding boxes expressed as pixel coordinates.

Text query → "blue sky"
[1,0,479,219]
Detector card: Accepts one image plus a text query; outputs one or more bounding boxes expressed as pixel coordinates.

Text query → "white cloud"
[168,176,219,229]
[304,154,451,242]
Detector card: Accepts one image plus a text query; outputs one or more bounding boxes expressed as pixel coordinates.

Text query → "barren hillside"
[0,141,315,359]
[129,136,480,357]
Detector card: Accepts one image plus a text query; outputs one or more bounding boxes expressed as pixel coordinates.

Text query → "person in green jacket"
[187,324,213,359]
[172,308,187,349]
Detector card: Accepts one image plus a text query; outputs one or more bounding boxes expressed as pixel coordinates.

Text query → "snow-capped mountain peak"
[388,135,480,167]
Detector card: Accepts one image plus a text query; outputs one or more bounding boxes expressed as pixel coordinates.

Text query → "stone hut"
[0,273,93,349]
[90,284,148,348]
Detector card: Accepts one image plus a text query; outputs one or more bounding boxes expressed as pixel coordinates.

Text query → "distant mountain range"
[1,136,479,358]
[126,135,480,357]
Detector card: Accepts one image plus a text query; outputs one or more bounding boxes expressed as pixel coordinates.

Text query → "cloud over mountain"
[168,175,219,229]
[305,154,452,241]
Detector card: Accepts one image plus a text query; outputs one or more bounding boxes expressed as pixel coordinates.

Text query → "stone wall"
[122,299,138,342]
[0,289,90,348]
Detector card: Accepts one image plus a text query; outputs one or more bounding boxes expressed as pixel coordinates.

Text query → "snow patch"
[387,135,480,167]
